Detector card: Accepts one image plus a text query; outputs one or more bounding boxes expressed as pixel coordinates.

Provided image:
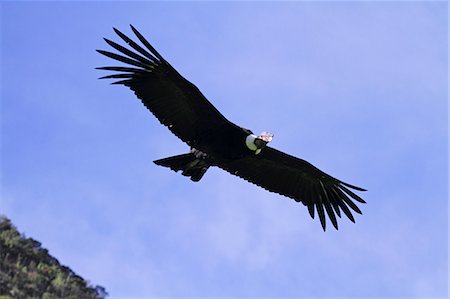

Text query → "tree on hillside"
[0,216,108,298]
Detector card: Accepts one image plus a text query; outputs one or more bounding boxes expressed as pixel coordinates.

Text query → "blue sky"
[1,1,448,298]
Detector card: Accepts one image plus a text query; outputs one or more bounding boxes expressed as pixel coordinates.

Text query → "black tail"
[153,153,210,182]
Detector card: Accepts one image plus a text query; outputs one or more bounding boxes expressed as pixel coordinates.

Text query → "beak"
[258,132,273,143]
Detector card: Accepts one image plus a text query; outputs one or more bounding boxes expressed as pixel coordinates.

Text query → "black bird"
[97,25,367,231]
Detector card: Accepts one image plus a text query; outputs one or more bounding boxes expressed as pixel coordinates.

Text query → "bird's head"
[255,131,273,148]
[246,131,274,154]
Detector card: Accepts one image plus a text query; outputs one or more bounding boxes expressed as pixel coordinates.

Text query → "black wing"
[97,25,232,145]
[219,147,366,231]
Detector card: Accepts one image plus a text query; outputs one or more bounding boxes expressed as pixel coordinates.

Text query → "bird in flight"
[97,25,366,231]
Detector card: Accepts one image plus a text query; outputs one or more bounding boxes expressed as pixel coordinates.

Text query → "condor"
[97,25,366,231]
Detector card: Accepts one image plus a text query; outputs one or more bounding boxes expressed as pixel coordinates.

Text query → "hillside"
[0,216,107,298]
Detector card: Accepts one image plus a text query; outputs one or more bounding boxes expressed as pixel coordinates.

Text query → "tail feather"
[154,153,209,182]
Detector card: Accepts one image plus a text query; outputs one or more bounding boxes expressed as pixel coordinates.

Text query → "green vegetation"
[0,216,107,298]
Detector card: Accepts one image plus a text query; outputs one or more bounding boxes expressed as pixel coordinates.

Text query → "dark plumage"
[97,25,367,231]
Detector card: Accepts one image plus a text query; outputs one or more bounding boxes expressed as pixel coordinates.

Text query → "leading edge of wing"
[219,146,367,231]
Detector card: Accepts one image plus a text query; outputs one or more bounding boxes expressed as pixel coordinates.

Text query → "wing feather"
[307,203,315,219]
[340,185,367,203]
[103,38,155,66]
[96,66,146,73]
[331,187,356,223]
[113,27,159,63]
[96,50,148,69]
[315,189,327,231]
[99,74,134,80]
[327,188,342,218]
[320,181,338,230]
[337,188,363,214]
[130,24,165,61]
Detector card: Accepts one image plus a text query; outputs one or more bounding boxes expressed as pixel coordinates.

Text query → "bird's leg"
[190,148,208,159]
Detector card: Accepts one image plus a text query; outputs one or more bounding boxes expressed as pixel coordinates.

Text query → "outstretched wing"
[97,25,232,146]
[219,147,366,231]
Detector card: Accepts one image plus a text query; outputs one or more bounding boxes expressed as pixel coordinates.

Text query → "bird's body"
[191,125,252,161]
[97,25,367,231]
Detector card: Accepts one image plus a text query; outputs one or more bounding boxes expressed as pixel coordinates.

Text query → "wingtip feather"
[110,79,132,85]
[307,204,315,219]
[341,181,367,192]
[316,203,326,232]
[340,185,367,204]
[129,25,165,61]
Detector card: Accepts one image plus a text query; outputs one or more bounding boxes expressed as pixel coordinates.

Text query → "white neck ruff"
[245,134,258,151]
